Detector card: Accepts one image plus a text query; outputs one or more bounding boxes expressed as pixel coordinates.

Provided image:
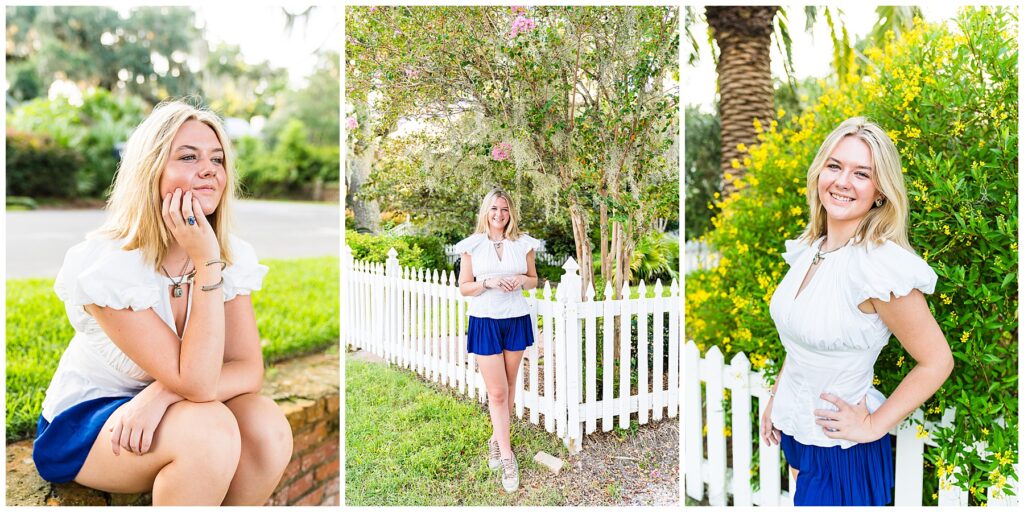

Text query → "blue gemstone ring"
[187,216,196,226]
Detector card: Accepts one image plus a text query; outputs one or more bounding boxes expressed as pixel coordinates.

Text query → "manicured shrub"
[7,88,145,197]
[5,130,83,198]
[346,229,452,271]
[686,8,1017,502]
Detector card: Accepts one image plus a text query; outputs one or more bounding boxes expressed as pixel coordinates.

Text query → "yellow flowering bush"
[686,8,1017,503]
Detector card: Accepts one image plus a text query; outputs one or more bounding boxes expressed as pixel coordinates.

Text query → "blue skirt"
[780,432,894,506]
[467,315,535,356]
[33,396,131,483]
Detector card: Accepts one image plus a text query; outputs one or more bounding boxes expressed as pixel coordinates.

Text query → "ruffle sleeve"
[781,238,813,266]
[848,240,937,305]
[453,233,487,255]
[54,238,160,313]
[516,233,543,252]
[222,235,269,302]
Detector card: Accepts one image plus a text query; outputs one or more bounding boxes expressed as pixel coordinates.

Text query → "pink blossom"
[346,117,358,131]
[404,67,421,79]
[491,142,513,161]
[509,14,537,38]
[369,6,377,13]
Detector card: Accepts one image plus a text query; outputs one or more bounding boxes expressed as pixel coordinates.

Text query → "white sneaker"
[487,438,501,470]
[500,456,519,493]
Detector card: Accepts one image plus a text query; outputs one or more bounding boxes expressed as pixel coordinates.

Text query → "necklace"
[812,236,846,265]
[160,257,194,298]
[489,234,506,251]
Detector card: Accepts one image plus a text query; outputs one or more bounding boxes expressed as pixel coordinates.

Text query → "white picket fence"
[684,341,1019,506]
[443,241,566,267]
[684,239,719,274]
[343,245,682,452]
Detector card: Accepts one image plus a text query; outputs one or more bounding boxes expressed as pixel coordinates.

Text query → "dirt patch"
[550,419,679,506]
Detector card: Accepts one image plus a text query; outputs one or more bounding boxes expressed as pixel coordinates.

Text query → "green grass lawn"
[5,256,338,441]
[346,356,568,506]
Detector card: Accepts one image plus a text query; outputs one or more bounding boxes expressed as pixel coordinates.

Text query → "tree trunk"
[706,6,777,197]
[599,194,610,284]
[346,146,381,233]
[568,200,594,299]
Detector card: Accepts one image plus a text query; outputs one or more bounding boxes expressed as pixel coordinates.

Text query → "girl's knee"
[487,387,509,406]
[228,394,293,466]
[165,400,241,464]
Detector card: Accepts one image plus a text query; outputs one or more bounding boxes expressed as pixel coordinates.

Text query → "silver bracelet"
[201,276,224,292]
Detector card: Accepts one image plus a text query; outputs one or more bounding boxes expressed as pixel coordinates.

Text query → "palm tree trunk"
[706,6,777,197]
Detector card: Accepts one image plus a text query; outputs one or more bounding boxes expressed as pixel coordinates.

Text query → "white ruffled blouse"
[42,235,268,421]
[454,233,541,319]
[768,236,937,448]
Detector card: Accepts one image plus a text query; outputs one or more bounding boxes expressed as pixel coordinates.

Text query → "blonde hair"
[474,188,521,240]
[94,99,237,269]
[800,117,911,251]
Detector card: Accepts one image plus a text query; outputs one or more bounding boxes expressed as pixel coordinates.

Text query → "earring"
[874,197,885,207]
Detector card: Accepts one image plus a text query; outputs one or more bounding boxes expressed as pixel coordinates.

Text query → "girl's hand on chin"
[161,188,220,262]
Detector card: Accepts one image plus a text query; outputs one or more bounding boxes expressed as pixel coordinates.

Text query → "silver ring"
[187,216,196,226]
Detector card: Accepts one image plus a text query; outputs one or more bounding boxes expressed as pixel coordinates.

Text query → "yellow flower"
[897,355,905,367]
[872,375,880,386]
[960,331,970,343]
[753,118,763,133]
[777,107,786,118]
[776,187,784,195]
[737,143,748,152]
[730,159,741,170]
[982,427,989,435]
[943,225,951,236]
[915,424,929,439]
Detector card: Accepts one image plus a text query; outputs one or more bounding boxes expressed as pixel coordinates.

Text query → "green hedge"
[346,229,450,271]
[5,130,84,198]
[5,256,339,441]
[236,120,340,199]
[7,88,146,198]
[685,8,1017,503]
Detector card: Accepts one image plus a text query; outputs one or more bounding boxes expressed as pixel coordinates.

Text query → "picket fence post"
[704,345,727,506]
[557,257,583,453]
[385,249,400,366]
[342,245,352,349]
[729,352,753,506]
[683,341,704,501]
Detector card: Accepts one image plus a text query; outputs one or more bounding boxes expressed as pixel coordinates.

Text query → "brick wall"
[5,351,339,506]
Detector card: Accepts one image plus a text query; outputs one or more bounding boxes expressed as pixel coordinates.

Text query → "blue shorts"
[780,432,894,506]
[467,315,535,356]
[33,396,131,483]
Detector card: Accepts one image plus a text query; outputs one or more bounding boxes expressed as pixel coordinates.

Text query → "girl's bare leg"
[477,353,513,458]
[74,400,241,505]
[221,393,294,505]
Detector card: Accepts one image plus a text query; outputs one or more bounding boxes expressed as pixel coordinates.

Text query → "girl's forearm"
[868,361,952,437]
[178,265,226,400]
[155,359,263,403]
[459,278,490,297]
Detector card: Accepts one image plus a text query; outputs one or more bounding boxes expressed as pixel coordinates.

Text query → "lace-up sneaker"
[488,438,501,470]
[500,456,519,492]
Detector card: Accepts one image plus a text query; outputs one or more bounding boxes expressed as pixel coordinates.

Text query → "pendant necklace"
[161,257,194,298]
[812,236,845,265]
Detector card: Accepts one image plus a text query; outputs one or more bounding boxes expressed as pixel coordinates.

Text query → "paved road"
[6,200,340,278]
